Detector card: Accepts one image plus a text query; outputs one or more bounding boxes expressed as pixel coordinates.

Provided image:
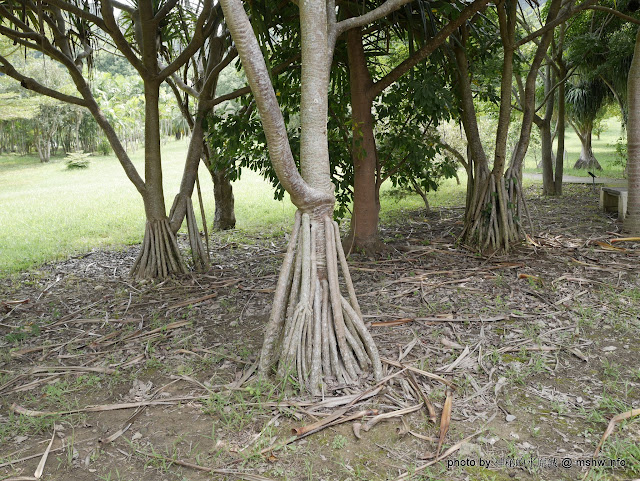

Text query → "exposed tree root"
[259,210,382,394]
[462,166,527,252]
[185,198,209,272]
[573,155,602,170]
[130,218,188,279]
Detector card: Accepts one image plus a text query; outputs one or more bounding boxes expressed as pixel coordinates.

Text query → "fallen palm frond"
[593,408,640,457]
[436,389,453,457]
[134,448,274,480]
[362,404,423,432]
[382,358,456,389]
[396,429,485,480]
[518,273,543,286]
[582,408,640,480]
[292,409,378,436]
[406,370,437,423]
[33,429,55,479]
[610,237,640,243]
[10,395,206,417]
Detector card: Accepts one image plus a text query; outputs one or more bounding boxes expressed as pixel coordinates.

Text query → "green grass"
[0,118,599,277]
[1,137,477,276]
[523,117,626,179]
[0,139,299,275]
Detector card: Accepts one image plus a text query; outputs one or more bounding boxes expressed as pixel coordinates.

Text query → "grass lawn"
[523,117,626,178]
[0,140,474,275]
[0,140,301,275]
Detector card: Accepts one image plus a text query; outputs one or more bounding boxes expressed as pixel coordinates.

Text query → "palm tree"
[565,79,608,170]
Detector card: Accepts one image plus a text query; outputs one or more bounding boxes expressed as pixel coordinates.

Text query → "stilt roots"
[462,167,531,252]
[186,197,209,272]
[259,211,382,394]
[130,218,188,279]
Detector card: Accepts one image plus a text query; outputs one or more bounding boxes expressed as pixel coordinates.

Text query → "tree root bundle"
[185,197,209,272]
[259,211,382,394]
[130,218,188,279]
[462,166,529,252]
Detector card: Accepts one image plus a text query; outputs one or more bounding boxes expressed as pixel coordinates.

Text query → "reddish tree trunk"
[344,27,383,254]
[625,30,640,234]
[212,169,236,230]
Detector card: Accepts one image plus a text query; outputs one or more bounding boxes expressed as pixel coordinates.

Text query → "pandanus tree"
[218,0,436,391]
[455,0,582,251]
[566,78,608,170]
[0,0,217,278]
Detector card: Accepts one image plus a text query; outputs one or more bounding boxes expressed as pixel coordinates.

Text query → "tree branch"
[439,137,469,171]
[515,0,598,48]
[335,0,413,37]
[109,0,134,13]
[200,53,301,110]
[154,0,179,23]
[201,46,238,100]
[587,6,640,25]
[158,0,215,81]
[368,0,492,100]
[42,0,107,29]
[168,71,200,98]
[535,65,576,113]
[0,55,88,107]
[100,0,147,76]
[218,0,332,211]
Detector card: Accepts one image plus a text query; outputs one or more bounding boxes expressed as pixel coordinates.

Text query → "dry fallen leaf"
[518,273,543,286]
[353,422,362,439]
[593,408,640,457]
[34,429,55,479]
[436,389,453,457]
[610,236,640,244]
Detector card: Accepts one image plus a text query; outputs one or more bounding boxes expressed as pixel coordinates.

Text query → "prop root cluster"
[462,167,531,251]
[130,218,187,279]
[260,211,382,394]
[185,197,209,272]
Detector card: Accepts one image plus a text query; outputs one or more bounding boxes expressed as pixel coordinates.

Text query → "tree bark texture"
[539,119,555,195]
[344,27,383,254]
[555,54,566,195]
[625,29,640,234]
[538,64,557,195]
[130,81,186,278]
[212,169,236,230]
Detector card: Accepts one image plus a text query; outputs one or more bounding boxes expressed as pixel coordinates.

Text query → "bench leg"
[619,192,628,220]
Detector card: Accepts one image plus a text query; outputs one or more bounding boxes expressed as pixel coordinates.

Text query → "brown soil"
[0,184,639,481]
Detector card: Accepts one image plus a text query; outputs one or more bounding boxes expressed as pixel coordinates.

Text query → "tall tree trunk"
[344,27,383,255]
[212,169,236,230]
[555,54,566,194]
[461,0,561,251]
[220,0,382,393]
[131,83,187,279]
[625,29,640,234]
[540,118,555,194]
[460,0,520,251]
[539,64,557,195]
[573,126,602,170]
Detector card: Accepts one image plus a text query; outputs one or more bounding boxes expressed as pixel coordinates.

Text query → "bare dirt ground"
[1,184,639,481]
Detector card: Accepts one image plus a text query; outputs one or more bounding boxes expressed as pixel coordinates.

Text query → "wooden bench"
[599,187,628,220]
